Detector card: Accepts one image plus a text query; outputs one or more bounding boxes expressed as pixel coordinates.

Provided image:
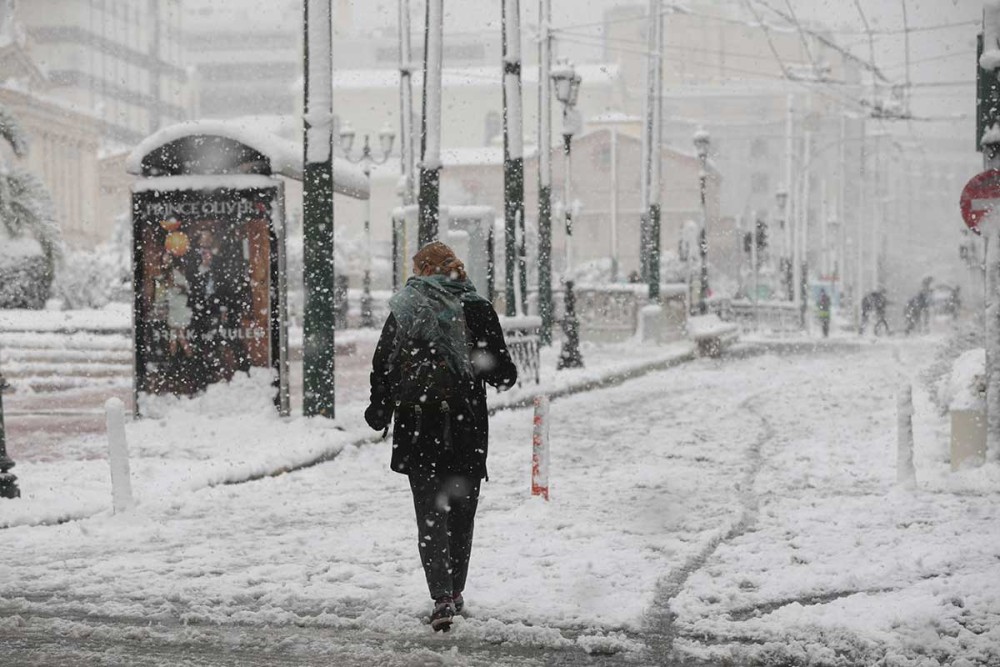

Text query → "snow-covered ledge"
[125,119,369,199]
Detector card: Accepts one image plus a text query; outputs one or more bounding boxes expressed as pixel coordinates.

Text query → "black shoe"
[430,596,455,632]
[453,592,464,615]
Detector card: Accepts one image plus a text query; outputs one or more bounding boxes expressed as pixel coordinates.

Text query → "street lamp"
[693,128,711,315]
[775,188,792,301]
[340,121,396,328]
[0,371,20,499]
[552,59,583,370]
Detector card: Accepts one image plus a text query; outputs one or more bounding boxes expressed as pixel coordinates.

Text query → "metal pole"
[361,162,374,328]
[302,0,336,418]
[503,0,525,316]
[0,371,20,499]
[418,0,443,245]
[792,159,802,319]
[557,131,583,369]
[784,94,794,301]
[870,131,880,291]
[648,5,663,303]
[698,157,709,314]
[839,113,848,302]
[537,0,553,344]
[638,0,657,282]
[800,130,812,330]
[982,2,1000,459]
[856,118,866,331]
[751,215,759,330]
[399,0,416,206]
[610,124,619,282]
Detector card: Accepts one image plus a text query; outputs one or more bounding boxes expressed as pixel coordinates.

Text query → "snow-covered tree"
[0,105,61,309]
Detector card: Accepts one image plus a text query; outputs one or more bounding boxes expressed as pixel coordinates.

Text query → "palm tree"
[0,105,61,307]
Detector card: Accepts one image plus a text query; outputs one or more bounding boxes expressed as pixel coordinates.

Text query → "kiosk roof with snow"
[127,120,369,199]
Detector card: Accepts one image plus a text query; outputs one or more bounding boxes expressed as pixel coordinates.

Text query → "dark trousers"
[408,474,481,600]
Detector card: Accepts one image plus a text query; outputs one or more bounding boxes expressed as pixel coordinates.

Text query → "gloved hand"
[365,402,393,431]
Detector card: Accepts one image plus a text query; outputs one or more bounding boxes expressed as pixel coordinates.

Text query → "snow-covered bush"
[921,315,984,416]
[0,238,49,308]
[0,106,61,308]
[52,241,131,310]
[939,347,986,412]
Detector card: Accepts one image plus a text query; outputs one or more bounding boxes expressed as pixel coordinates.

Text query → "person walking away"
[365,241,518,632]
[817,288,831,338]
[872,288,890,336]
[859,290,872,335]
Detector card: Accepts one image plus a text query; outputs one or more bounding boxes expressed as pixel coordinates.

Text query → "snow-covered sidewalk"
[670,339,1000,666]
[0,339,694,529]
[3,338,998,665]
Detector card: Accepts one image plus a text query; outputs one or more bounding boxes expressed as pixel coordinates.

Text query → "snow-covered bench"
[687,314,739,358]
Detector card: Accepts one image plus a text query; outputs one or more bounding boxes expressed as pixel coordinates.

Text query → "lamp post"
[0,371,19,499]
[339,122,396,328]
[552,59,583,370]
[775,189,791,301]
[693,128,711,315]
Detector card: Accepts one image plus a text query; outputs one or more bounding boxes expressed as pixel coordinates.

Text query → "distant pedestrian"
[904,277,933,335]
[860,288,889,336]
[817,288,831,338]
[365,241,518,633]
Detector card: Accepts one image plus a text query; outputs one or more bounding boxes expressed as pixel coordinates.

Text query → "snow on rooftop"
[126,120,369,199]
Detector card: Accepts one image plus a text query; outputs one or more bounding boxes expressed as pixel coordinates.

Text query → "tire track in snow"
[641,391,774,665]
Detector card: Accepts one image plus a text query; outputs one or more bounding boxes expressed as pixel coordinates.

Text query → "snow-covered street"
[3,339,998,666]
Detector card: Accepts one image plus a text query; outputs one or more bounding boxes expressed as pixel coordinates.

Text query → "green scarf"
[388,275,490,379]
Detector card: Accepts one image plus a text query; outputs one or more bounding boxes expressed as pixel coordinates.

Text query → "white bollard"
[105,397,135,513]
[531,395,550,500]
[896,383,917,489]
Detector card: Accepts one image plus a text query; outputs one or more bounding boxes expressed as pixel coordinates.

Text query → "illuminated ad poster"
[132,186,284,404]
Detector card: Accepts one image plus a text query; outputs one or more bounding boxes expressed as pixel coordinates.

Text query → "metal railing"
[500,316,541,385]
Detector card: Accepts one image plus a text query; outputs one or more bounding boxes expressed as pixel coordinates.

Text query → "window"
[750,138,768,159]
[751,172,769,194]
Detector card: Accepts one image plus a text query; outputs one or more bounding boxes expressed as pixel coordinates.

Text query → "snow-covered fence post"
[531,395,550,500]
[896,383,916,489]
[105,398,135,513]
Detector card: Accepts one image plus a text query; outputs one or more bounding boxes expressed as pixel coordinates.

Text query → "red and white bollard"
[531,395,550,500]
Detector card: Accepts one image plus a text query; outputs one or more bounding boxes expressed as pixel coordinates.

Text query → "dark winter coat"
[366,299,518,480]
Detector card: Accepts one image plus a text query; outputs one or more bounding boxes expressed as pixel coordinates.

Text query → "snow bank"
[686,313,737,338]
[982,123,1000,148]
[940,348,986,412]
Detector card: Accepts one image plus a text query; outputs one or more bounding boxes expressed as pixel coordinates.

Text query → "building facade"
[18,0,190,145]
[182,0,301,119]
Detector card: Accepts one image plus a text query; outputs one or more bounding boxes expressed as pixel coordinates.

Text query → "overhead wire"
[555,31,869,116]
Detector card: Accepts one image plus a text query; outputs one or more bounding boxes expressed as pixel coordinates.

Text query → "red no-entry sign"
[960,169,1000,234]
